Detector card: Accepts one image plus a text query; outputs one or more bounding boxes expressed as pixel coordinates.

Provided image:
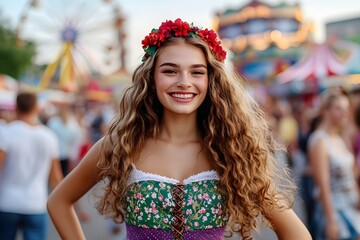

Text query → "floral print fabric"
[125,180,227,231]
[125,173,228,234]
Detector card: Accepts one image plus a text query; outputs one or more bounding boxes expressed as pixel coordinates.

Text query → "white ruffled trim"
[128,164,219,185]
[183,170,219,184]
[129,165,179,185]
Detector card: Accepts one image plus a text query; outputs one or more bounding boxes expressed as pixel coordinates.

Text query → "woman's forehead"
[156,43,206,67]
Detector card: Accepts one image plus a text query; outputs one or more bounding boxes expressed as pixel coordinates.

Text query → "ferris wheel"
[16,0,126,92]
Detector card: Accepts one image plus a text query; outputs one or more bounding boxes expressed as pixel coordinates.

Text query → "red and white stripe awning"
[277,43,347,84]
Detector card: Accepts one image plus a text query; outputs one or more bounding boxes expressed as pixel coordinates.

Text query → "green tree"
[0,11,35,80]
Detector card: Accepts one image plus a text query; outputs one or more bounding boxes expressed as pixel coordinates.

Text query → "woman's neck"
[159,112,199,143]
[321,121,340,137]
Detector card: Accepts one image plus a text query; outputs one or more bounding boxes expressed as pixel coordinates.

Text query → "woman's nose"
[176,73,191,88]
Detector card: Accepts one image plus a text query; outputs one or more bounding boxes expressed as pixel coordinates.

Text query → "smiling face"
[154,41,208,116]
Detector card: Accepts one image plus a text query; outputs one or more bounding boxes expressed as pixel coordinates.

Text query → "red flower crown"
[141,18,227,62]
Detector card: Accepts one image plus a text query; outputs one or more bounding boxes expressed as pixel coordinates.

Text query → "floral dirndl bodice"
[125,164,228,240]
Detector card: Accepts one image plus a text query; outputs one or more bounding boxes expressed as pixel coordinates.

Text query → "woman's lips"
[169,92,197,102]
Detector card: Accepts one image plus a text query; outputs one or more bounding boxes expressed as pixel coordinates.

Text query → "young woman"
[47,19,311,240]
[308,90,360,240]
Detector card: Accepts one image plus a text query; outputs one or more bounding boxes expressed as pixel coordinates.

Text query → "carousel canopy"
[270,43,350,96]
[277,43,347,84]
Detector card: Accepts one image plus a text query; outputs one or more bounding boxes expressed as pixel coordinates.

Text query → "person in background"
[47,103,80,176]
[352,104,360,184]
[47,103,90,222]
[47,18,310,240]
[302,112,322,237]
[0,92,63,240]
[277,100,299,169]
[308,89,360,240]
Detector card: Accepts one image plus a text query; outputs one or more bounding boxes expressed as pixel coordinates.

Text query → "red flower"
[141,18,226,62]
[173,18,191,37]
[142,31,164,49]
[158,20,175,36]
[198,29,226,62]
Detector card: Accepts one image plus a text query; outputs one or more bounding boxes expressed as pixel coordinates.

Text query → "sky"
[0,0,360,73]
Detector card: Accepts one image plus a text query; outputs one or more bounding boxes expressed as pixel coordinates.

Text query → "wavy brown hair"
[96,36,296,239]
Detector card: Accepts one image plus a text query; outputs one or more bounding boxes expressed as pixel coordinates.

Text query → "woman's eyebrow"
[159,63,207,69]
[159,62,178,68]
[190,64,207,69]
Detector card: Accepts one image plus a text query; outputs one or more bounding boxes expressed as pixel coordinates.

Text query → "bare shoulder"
[308,131,327,151]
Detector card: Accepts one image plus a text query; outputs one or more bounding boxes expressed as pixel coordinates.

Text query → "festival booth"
[85,78,112,103]
[78,70,129,103]
[101,69,131,101]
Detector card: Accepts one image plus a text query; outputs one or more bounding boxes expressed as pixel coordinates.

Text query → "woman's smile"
[169,92,198,103]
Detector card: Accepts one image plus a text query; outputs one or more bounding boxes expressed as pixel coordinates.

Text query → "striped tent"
[273,43,348,95]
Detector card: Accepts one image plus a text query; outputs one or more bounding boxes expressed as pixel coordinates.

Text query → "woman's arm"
[308,137,338,239]
[352,157,360,209]
[48,158,63,190]
[47,139,103,240]
[266,208,311,240]
[0,149,6,171]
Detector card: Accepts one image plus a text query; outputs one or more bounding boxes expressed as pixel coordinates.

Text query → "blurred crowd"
[1,86,360,239]
[261,86,360,239]
[0,96,127,239]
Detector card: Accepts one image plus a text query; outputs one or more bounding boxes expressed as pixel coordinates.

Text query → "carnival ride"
[214,0,360,102]
[215,0,310,53]
[214,0,312,84]
[271,43,347,96]
[16,0,127,93]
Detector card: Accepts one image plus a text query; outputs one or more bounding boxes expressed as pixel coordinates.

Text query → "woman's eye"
[163,70,176,74]
[193,71,205,75]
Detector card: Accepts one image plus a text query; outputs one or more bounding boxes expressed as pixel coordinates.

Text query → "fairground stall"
[214,0,312,104]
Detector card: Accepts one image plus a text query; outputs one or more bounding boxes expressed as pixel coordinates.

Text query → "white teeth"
[171,93,194,99]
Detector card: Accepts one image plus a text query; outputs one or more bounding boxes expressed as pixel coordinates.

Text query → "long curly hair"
[96,36,296,239]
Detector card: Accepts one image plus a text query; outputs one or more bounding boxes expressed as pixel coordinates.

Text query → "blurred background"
[1,0,360,239]
[1,0,360,105]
